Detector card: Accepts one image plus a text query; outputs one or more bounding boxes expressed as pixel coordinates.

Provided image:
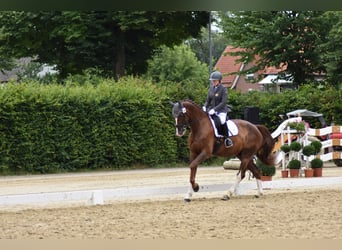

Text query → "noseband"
[175,106,188,130]
[174,103,202,130]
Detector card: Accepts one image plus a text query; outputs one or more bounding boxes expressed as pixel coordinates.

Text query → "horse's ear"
[169,101,175,107]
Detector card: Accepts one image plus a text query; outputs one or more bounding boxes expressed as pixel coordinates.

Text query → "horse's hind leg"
[223,171,242,200]
[248,160,263,197]
[256,179,263,197]
[223,158,249,200]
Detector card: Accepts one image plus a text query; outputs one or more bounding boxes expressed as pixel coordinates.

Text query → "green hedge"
[228,84,342,131]
[0,77,341,175]
[0,78,178,174]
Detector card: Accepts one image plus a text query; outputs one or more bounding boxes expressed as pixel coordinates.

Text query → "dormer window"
[245,73,254,80]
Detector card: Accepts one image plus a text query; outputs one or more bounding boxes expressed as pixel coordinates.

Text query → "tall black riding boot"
[220,123,233,148]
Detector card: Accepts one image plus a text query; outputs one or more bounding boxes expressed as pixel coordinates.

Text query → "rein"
[175,107,204,129]
[174,100,208,133]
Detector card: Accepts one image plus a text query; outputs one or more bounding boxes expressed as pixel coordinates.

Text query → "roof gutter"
[231,63,245,89]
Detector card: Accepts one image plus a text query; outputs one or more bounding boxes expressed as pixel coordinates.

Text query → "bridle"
[174,102,203,131]
[174,105,189,131]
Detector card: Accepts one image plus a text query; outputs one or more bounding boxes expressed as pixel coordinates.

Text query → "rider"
[202,71,233,148]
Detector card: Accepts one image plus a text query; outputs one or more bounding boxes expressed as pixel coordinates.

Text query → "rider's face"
[211,79,219,86]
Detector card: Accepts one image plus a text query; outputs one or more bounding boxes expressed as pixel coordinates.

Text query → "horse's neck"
[185,105,211,133]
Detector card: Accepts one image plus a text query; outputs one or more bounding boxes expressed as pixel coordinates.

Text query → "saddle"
[211,115,228,136]
[209,114,238,137]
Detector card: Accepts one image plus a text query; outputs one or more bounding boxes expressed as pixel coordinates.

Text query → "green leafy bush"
[288,122,305,132]
[290,141,302,152]
[302,145,316,156]
[0,74,340,175]
[288,159,301,169]
[311,158,323,168]
[310,141,322,154]
[229,84,341,132]
[0,78,178,174]
[280,144,291,153]
[256,159,276,176]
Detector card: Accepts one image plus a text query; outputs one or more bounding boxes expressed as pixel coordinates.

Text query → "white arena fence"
[305,126,342,162]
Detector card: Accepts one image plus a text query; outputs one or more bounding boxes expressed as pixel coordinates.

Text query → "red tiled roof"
[214,45,287,82]
[213,45,244,84]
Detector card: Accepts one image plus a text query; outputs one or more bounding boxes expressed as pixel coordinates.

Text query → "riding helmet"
[209,71,222,81]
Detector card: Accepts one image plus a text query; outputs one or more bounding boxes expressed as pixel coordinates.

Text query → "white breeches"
[217,112,227,124]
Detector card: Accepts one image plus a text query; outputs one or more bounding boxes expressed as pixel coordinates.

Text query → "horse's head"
[169,101,189,137]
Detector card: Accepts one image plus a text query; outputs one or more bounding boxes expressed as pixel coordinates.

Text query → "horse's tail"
[256,125,276,166]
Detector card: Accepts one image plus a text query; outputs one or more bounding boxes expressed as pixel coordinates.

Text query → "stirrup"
[224,138,233,148]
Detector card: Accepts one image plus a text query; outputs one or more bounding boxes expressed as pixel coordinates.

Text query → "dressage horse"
[170,99,275,202]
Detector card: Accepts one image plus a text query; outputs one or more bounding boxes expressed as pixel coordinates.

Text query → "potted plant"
[280,144,291,154]
[290,141,302,152]
[288,159,301,177]
[311,141,323,155]
[256,159,276,181]
[288,121,306,133]
[311,158,323,177]
[308,141,323,177]
[302,145,316,177]
[288,141,302,177]
[280,144,291,178]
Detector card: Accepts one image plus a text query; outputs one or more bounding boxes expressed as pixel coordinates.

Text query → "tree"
[186,27,230,67]
[219,11,334,86]
[318,11,342,87]
[146,44,209,85]
[0,11,209,80]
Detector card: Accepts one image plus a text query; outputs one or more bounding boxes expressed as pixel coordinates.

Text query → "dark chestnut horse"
[170,99,275,202]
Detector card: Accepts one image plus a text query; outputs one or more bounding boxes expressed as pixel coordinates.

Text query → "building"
[213,45,289,93]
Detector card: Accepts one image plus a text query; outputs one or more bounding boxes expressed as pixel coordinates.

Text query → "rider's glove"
[208,109,215,115]
[202,106,206,112]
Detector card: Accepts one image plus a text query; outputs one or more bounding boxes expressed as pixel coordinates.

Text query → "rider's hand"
[202,106,206,112]
[208,109,215,115]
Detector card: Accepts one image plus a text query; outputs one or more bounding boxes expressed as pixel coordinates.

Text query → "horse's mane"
[181,99,202,110]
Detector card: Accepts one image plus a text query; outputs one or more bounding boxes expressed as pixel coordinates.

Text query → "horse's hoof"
[221,195,230,201]
[193,184,199,192]
[184,198,191,203]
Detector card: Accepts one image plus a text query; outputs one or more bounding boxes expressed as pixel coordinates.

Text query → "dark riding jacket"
[203,84,229,113]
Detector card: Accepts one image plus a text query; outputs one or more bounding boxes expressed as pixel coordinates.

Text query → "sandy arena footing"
[0,165,341,208]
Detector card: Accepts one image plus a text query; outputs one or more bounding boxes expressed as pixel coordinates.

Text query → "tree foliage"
[187,27,230,67]
[146,44,209,85]
[219,11,337,86]
[0,11,209,79]
[319,11,342,86]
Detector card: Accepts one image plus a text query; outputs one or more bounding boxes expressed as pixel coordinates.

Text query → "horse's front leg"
[184,151,208,202]
[190,166,199,192]
[184,167,198,202]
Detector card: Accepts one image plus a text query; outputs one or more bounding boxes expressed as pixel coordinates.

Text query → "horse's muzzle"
[175,127,186,137]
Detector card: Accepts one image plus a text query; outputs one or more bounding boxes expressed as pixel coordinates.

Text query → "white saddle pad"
[209,117,238,137]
